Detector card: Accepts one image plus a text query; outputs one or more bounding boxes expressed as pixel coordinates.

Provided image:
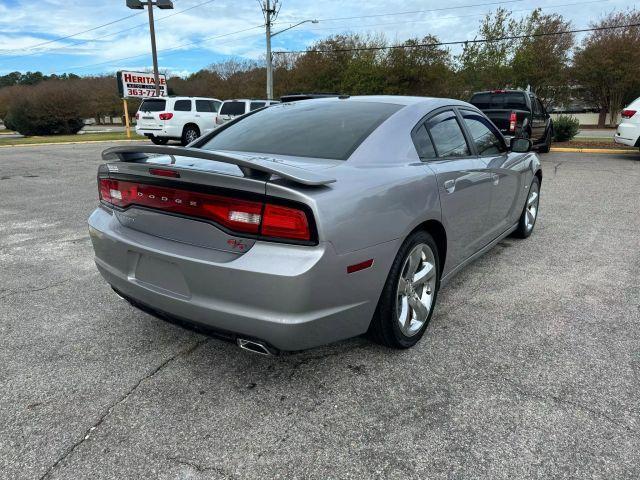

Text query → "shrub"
[552,115,579,142]
[4,81,84,136]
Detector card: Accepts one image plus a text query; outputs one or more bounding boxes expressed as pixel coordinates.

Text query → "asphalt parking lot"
[1,143,639,479]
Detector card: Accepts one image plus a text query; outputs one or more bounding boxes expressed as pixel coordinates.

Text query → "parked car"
[216,99,279,125]
[135,96,222,146]
[469,90,553,153]
[90,96,541,354]
[614,96,640,149]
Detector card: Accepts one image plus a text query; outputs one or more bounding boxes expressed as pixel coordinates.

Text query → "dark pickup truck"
[469,90,553,153]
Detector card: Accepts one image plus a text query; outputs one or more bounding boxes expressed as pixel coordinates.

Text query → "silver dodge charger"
[88,96,541,354]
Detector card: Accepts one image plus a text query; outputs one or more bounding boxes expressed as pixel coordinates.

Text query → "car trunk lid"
[98,146,335,253]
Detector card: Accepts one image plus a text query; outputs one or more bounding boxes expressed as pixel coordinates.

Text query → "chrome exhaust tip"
[237,338,276,356]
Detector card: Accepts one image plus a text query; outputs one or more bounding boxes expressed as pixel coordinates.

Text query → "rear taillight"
[261,204,310,241]
[135,112,140,120]
[98,178,312,242]
[159,112,173,120]
[621,109,637,119]
[215,116,222,124]
[509,112,517,133]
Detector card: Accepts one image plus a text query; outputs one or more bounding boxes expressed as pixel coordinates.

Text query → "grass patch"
[0,131,145,146]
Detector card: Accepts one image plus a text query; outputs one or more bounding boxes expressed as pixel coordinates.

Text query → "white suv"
[614,96,640,150]
[135,96,222,145]
[216,99,279,126]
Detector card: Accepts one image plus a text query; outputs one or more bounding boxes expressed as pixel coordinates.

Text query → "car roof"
[472,90,528,95]
[292,95,471,109]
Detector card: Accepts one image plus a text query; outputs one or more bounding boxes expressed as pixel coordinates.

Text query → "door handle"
[444,179,456,194]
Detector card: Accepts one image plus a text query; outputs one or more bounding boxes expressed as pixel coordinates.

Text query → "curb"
[0,139,145,148]
[550,147,638,154]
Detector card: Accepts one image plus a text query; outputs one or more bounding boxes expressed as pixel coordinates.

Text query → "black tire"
[538,127,552,153]
[150,136,168,145]
[368,230,440,349]
[513,176,540,239]
[181,125,200,146]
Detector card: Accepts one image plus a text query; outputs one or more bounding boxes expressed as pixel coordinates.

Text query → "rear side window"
[139,99,166,112]
[412,124,436,158]
[250,101,266,111]
[203,101,403,160]
[196,100,213,112]
[470,92,528,110]
[426,111,470,158]
[174,100,191,111]
[220,101,246,115]
[461,111,506,155]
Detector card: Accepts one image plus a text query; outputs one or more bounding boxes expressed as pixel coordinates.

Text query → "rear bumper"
[614,122,640,147]
[135,124,181,139]
[88,206,393,351]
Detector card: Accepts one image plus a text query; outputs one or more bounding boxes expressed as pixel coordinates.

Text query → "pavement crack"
[501,378,637,435]
[0,278,73,300]
[38,337,209,480]
[167,456,227,476]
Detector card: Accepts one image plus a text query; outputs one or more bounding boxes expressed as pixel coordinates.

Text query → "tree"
[573,10,640,127]
[458,8,520,94]
[384,36,460,98]
[511,10,574,108]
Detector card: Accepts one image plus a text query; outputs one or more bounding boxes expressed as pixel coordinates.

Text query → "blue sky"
[0,0,636,77]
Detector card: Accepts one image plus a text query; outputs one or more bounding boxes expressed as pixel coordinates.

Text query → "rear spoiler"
[102,145,336,186]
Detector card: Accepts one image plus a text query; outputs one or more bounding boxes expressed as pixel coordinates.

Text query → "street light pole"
[264,13,318,100]
[146,1,161,96]
[126,0,173,97]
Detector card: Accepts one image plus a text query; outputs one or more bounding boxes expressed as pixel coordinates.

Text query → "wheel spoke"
[407,247,423,276]
[528,191,538,206]
[398,296,409,328]
[526,210,534,227]
[413,262,435,287]
[408,294,429,322]
[397,276,409,293]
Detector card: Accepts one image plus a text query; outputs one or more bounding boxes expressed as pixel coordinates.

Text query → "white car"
[216,99,279,126]
[135,96,222,145]
[614,96,640,149]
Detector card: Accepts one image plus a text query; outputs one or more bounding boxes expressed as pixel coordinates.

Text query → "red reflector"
[159,112,173,120]
[261,204,310,241]
[509,112,517,133]
[621,109,637,119]
[347,259,374,274]
[149,168,180,178]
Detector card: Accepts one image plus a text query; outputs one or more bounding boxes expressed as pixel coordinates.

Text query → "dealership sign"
[117,70,167,98]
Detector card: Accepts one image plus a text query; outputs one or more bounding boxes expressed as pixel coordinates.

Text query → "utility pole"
[264,0,275,100]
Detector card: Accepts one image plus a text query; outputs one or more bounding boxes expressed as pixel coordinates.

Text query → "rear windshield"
[470,92,528,110]
[139,99,166,112]
[220,101,246,115]
[202,100,402,160]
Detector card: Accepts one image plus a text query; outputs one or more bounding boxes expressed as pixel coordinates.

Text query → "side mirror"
[511,138,532,153]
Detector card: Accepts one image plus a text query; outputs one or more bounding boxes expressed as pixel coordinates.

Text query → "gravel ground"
[1,143,639,479]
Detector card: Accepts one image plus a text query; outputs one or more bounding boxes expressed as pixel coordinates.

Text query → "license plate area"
[128,251,191,298]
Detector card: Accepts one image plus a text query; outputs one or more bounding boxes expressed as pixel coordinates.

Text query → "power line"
[275,0,526,25]
[274,22,640,54]
[64,25,264,72]
[298,0,604,34]
[1,0,217,60]
[0,11,147,54]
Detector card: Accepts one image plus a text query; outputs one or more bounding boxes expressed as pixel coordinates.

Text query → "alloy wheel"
[396,243,437,337]
[525,182,539,232]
